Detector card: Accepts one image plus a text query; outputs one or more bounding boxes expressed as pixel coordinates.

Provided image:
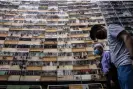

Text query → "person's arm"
[101,52,110,74]
[118,31,133,58]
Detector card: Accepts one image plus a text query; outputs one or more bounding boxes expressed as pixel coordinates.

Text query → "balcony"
[0,27,9,31]
[0,52,15,56]
[43,49,58,52]
[20,76,41,81]
[73,74,92,81]
[42,66,57,71]
[0,56,13,60]
[88,55,99,60]
[0,65,10,70]
[11,23,24,26]
[3,22,12,26]
[29,41,41,45]
[90,16,104,20]
[58,56,74,61]
[43,57,57,62]
[73,65,89,70]
[4,40,18,44]
[17,48,29,53]
[86,47,93,51]
[41,76,56,81]
[58,48,72,52]
[89,21,105,25]
[2,48,17,52]
[44,41,57,45]
[32,34,45,39]
[18,41,31,45]
[70,23,88,26]
[45,35,57,38]
[57,65,73,70]
[89,64,98,69]
[72,45,87,50]
[0,75,8,81]
[27,61,43,66]
[58,75,73,81]
[72,48,87,52]
[39,6,48,10]
[58,34,69,38]
[8,32,21,37]
[45,29,57,33]
[26,66,42,71]
[8,75,20,81]
[0,40,4,44]
[79,27,91,31]
[0,56,3,60]
[71,39,85,43]
[70,34,86,38]
[10,65,20,70]
[69,84,83,89]
[28,57,41,61]
[9,28,22,31]
[4,13,17,16]
[30,48,44,52]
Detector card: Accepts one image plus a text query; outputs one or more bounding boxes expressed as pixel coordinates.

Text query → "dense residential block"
[0,0,132,83]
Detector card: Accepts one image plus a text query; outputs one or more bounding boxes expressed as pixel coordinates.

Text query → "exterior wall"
[1,0,132,82]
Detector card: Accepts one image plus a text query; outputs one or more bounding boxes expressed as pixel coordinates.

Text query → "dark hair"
[90,25,104,40]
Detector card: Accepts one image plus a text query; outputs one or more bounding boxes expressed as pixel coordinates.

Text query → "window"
[44,44,57,49]
[4,44,17,48]
[0,37,5,40]
[19,38,31,41]
[17,45,30,48]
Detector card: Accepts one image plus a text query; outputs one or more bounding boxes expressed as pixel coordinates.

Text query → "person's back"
[107,24,133,89]
[107,24,132,67]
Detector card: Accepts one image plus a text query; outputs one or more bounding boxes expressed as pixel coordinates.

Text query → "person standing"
[90,24,133,89]
[93,43,120,89]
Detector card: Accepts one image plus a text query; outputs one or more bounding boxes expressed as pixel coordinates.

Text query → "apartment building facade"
[0,0,106,82]
[98,1,133,35]
[0,0,133,83]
